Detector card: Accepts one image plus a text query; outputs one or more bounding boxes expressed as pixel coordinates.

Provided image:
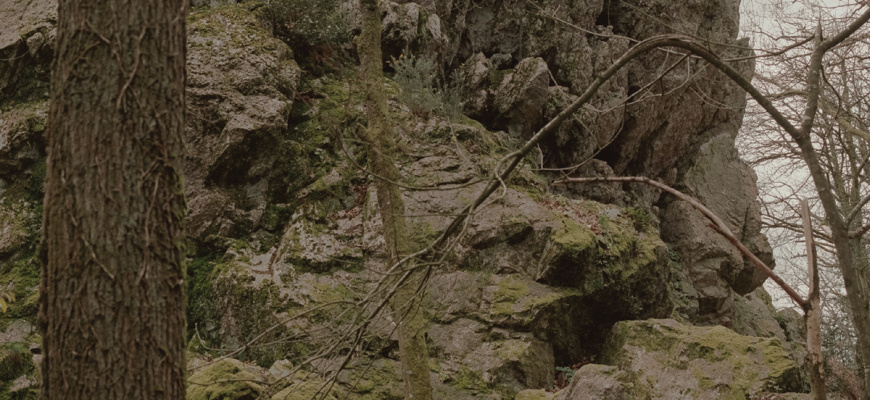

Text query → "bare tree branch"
[554,175,808,308]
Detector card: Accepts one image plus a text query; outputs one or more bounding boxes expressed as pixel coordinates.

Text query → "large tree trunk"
[39,0,188,399]
[358,0,434,398]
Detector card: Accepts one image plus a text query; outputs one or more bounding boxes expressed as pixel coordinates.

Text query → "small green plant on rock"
[260,0,350,48]
[0,284,15,314]
[389,52,463,120]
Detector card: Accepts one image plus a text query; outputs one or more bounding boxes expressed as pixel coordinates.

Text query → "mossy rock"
[0,337,38,399]
[455,338,554,396]
[0,342,33,383]
[187,244,296,367]
[541,197,668,295]
[515,389,556,400]
[0,201,34,257]
[336,358,404,400]
[488,274,580,322]
[187,358,263,400]
[560,364,629,399]
[270,371,340,400]
[600,319,803,399]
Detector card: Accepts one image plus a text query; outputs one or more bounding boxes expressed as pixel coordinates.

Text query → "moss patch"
[337,359,404,400]
[0,154,45,323]
[187,358,263,400]
[453,365,491,393]
[186,243,295,367]
[271,371,340,400]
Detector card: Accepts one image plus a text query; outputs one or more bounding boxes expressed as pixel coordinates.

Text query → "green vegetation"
[0,340,38,399]
[186,242,297,367]
[491,275,531,315]
[259,0,350,48]
[187,359,263,400]
[0,154,45,322]
[390,52,463,120]
[453,365,491,393]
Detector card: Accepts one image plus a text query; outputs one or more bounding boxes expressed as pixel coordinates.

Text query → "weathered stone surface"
[425,0,770,329]
[661,199,739,322]
[600,319,802,399]
[457,338,555,394]
[185,5,300,239]
[0,0,54,96]
[382,1,448,61]
[672,133,773,290]
[516,389,556,400]
[562,364,628,400]
[661,133,775,324]
[0,102,46,179]
[732,287,809,389]
[0,201,31,256]
[0,0,799,397]
[270,371,339,400]
[345,0,449,63]
[429,318,488,357]
[494,57,550,137]
[459,53,494,119]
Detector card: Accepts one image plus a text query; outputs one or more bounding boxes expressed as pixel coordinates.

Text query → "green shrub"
[389,52,463,120]
[260,0,350,48]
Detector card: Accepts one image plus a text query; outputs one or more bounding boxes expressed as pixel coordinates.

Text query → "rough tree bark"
[357,0,434,398]
[39,0,188,399]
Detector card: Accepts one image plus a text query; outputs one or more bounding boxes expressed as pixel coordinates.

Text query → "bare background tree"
[738,0,870,395]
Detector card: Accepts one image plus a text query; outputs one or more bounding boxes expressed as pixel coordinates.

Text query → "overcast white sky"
[736,0,868,310]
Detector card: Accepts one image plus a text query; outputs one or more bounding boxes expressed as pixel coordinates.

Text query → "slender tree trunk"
[358,0,434,398]
[39,0,188,399]
[801,200,826,400]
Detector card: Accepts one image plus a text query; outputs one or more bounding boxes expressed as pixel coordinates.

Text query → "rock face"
[494,57,550,137]
[429,0,772,326]
[561,364,629,400]
[345,0,449,63]
[185,5,301,239]
[0,0,805,398]
[0,0,55,98]
[187,359,263,400]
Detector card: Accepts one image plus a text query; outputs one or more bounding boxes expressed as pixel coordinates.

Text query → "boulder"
[599,319,802,399]
[459,53,495,119]
[732,288,809,389]
[344,0,449,63]
[381,1,448,62]
[458,339,555,394]
[561,364,628,400]
[187,359,263,400]
[270,371,339,400]
[329,358,406,400]
[494,57,550,138]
